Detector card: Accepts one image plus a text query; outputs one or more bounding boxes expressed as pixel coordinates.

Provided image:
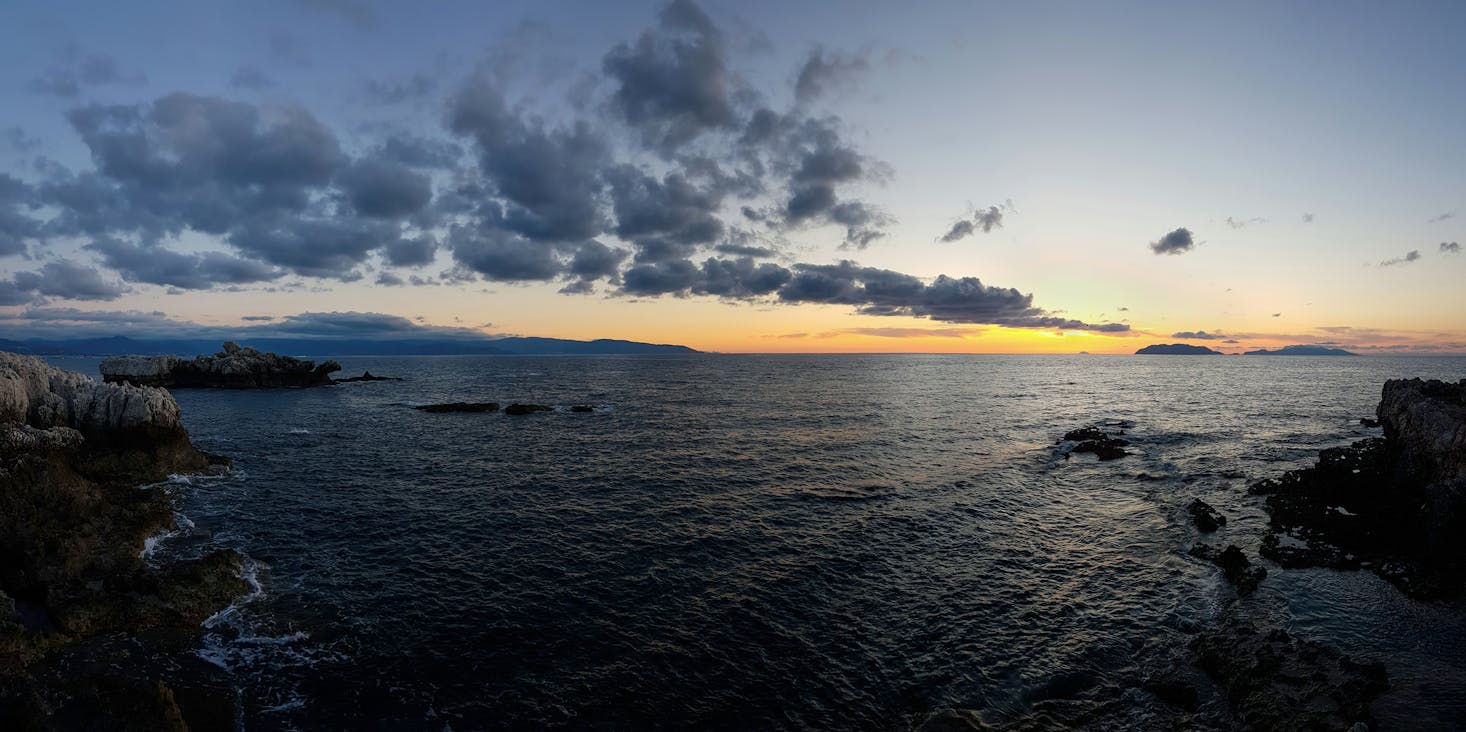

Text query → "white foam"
[288,428,312,435]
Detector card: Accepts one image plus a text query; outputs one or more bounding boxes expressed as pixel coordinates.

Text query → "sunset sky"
[2,0,1463,353]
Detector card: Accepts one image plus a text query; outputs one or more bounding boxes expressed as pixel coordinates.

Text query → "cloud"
[382,235,438,267]
[939,205,1003,242]
[0,174,42,257]
[1225,216,1265,229]
[794,47,869,103]
[28,54,144,97]
[336,157,433,218]
[3,260,128,303]
[1427,211,1456,223]
[363,74,436,105]
[448,226,564,281]
[602,0,738,150]
[87,237,282,289]
[1150,227,1196,255]
[1302,212,1314,223]
[1441,241,1461,254]
[1172,330,1224,340]
[819,327,978,339]
[1378,249,1421,267]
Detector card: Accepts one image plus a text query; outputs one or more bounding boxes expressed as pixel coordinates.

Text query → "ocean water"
[51,354,1466,729]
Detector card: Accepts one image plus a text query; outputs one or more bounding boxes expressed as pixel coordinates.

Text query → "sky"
[1,0,1464,354]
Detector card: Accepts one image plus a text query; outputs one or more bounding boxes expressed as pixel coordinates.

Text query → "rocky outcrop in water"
[101,342,341,388]
[1192,604,1387,731]
[0,352,246,726]
[1188,544,1266,595]
[504,403,553,416]
[1058,426,1131,460]
[334,371,403,383]
[1250,378,1466,598]
[1188,499,1226,532]
[414,402,500,413]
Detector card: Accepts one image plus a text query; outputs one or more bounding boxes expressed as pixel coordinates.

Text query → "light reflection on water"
[47,353,1466,728]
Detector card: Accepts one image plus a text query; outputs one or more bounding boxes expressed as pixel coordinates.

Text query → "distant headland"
[1243,345,1357,356]
[1135,344,1224,355]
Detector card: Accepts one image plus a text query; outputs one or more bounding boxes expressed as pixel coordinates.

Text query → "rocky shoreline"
[0,352,246,727]
[101,342,342,389]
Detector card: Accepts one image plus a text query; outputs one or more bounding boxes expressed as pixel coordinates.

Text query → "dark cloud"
[228,215,394,279]
[377,135,462,170]
[376,271,405,286]
[1441,241,1461,254]
[5,260,127,302]
[229,67,276,91]
[1225,216,1265,229]
[693,256,791,297]
[1150,227,1196,255]
[241,315,276,321]
[448,226,563,281]
[337,157,433,218]
[606,166,724,261]
[449,78,609,242]
[794,48,869,103]
[382,235,438,267]
[1378,249,1421,267]
[602,0,738,150]
[1427,211,1456,223]
[0,174,42,256]
[87,237,282,289]
[568,240,628,280]
[1301,212,1314,223]
[621,259,700,295]
[939,205,1003,242]
[1172,330,1224,340]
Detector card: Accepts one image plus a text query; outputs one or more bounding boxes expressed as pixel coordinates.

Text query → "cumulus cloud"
[1441,241,1461,254]
[1150,227,1196,255]
[87,237,282,289]
[1302,212,1314,223]
[1378,249,1421,267]
[1172,330,1224,340]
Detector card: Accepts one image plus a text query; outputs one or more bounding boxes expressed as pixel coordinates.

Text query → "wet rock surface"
[504,403,554,416]
[102,342,341,389]
[1189,544,1266,595]
[1192,603,1387,732]
[413,402,501,413]
[0,352,246,728]
[1058,425,1131,460]
[1250,378,1466,599]
[1188,498,1226,532]
[333,371,403,383]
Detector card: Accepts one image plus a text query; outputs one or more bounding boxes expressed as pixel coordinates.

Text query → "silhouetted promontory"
[1135,344,1224,355]
[102,342,341,388]
[1244,344,1357,356]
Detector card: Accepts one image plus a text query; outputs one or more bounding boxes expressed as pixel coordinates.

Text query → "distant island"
[0,335,698,357]
[1135,344,1224,355]
[1244,345,1357,356]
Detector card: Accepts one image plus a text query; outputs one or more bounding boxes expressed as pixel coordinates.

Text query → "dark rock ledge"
[102,342,341,389]
[1250,378,1466,599]
[0,352,247,727]
[1057,425,1131,460]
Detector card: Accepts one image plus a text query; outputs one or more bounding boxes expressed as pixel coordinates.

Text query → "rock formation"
[1058,426,1131,460]
[1187,499,1226,532]
[101,342,340,388]
[504,403,553,416]
[1251,378,1466,598]
[0,352,246,726]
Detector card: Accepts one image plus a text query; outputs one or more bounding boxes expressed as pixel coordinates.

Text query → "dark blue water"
[53,354,1466,729]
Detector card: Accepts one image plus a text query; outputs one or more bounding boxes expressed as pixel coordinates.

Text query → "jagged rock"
[1058,425,1132,461]
[413,402,500,413]
[1250,379,1466,598]
[1193,605,1386,731]
[1188,499,1226,532]
[101,344,341,389]
[0,351,244,727]
[504,403,553,416]
[1189,544,1266,595]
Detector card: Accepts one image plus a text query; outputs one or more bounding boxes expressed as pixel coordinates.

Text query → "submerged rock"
[413,402,500,413]
[1187,499,1226,532]
[1189,544,1266,595]
[0,351,246,726]
[101,342,340,389]
[1250,378,1466,598]
[1192,605,1386,731]
[570,405,595,413]
[504,403,553,416]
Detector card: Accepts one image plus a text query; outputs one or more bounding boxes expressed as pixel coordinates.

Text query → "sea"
[46,353,1466,730]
